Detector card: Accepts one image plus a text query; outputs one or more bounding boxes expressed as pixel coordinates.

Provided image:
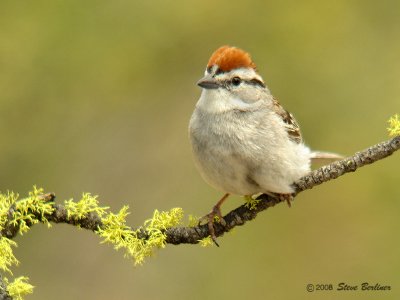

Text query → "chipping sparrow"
[189,46,340,241]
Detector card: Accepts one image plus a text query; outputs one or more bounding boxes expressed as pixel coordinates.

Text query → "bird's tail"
[310,151,344,164]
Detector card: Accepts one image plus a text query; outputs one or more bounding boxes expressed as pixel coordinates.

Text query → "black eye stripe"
[225,78,265,88]
[247,78,265,88]
[215,68,224,75]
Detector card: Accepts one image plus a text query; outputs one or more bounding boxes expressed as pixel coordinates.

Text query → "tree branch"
[165,135,400,244]
[1,136,399,245]
[0,274,12,300]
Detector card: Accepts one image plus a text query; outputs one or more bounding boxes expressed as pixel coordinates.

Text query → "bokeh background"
[1,0,399,299]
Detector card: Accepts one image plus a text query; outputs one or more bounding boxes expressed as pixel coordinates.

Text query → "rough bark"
[1,136,399,244]
[0,136,399,298]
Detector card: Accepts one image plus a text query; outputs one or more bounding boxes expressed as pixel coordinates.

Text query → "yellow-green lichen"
[65,193,109,220]
[9,186,54,235]
[62,195,185,265]
[388,114,400,137]
[0,191,18,230]
[213,215,221,223]
[0,238,19,274]
[0,187,189,299]
[198,236,214,247]
[98,207,183,265]
[5,276,34,300]
[187,214,199,227]
[0,189,38,299]
[97,205,133,250]
[144,208,183,230]
[244,196,260,210]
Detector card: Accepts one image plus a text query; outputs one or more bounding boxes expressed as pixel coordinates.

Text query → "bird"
[189,46,341,242]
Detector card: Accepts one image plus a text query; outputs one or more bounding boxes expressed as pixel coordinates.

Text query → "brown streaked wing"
[271,98,302,144]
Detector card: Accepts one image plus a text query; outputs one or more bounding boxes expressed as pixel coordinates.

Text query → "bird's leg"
[199,193,230,245]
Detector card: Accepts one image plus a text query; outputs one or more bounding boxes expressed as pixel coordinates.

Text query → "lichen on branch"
[0,188,184,299]
[388,114,400,137]
[0,117,399,299]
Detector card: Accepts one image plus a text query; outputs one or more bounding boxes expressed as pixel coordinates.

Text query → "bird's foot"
[273,193,294,207]
[198,193,229,246]
[263,192,294,207]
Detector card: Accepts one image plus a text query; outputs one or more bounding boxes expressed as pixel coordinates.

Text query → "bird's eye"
[231,77,241,86]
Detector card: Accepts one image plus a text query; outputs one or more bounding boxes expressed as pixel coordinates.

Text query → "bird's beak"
[197,75,220,89]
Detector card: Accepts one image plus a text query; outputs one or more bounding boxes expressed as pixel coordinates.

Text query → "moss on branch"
[0,115,399,299]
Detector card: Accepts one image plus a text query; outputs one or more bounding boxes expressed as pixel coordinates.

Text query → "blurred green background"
[1,0,399,299]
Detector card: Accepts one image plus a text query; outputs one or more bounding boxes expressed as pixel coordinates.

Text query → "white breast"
[189,91,311,196]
